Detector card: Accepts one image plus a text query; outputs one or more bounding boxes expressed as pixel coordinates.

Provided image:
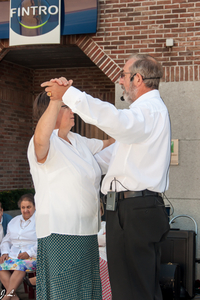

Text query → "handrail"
[169,214,198,235]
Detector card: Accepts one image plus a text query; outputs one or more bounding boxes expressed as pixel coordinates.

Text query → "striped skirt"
[36,233,102,300]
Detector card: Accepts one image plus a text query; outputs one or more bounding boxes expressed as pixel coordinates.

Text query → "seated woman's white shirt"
[27,130,103,238]
[1,212,37,259]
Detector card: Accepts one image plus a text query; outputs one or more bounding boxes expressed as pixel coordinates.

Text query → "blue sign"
[10,0,59,37]
[0,23,8,39]
[61,6,97,35]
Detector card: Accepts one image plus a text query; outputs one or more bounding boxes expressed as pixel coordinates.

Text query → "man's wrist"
[63,86,81,107]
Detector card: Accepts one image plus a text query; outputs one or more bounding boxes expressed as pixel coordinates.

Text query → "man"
[0,202,12,244]
[41,54,171,300]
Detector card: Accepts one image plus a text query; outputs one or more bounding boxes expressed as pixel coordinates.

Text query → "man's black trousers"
[106,194,170,300]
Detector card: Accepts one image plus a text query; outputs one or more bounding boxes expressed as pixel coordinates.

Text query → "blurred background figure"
[0,194,37,300]
[0,202,12,247]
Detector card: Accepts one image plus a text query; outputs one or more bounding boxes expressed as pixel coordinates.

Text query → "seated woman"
[0,194,37,300]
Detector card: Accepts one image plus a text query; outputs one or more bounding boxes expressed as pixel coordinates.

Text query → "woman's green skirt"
[36,233,102,300]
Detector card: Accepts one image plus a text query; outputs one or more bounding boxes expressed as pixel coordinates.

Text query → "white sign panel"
[9,0,60,46]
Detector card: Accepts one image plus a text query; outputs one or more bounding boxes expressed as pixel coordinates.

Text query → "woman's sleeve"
[26,241,37,258]
[28,134,56,166]
[80,136,104,155]
[95,144,114,174]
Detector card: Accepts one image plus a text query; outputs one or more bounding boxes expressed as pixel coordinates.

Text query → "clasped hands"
[41,77,73,100]
[0,252,30,263]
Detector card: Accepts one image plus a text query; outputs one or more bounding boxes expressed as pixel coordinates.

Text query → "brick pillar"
[0,40,10,61]
[75,35,121,83]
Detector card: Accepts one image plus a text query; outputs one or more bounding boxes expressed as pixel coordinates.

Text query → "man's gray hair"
[129,54,163,90]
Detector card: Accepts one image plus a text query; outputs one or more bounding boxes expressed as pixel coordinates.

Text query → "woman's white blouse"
[28,130,103,238]
[0,212,37,259]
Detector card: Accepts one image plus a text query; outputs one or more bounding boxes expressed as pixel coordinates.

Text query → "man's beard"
[123,92,133,105]
[122,84,137,104]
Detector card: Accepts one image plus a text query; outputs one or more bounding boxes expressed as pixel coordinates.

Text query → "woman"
[27,89,114,300]
[0,194,37,300]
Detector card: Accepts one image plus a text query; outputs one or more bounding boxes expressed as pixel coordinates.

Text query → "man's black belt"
[118,189,162,200]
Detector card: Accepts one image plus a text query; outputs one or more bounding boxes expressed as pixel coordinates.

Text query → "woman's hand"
[41,78,73,101]
[0,254,9,264]
[18,252,30,260]
[102,137,115,150]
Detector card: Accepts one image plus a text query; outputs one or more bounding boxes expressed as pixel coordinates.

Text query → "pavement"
[2,283,200,300]
[9,286,200,300]
[11,285,200,300]
[0,283,35,300]
[18,283,36,300]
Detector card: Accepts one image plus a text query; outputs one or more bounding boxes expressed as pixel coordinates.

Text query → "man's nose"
[119,77,124,85]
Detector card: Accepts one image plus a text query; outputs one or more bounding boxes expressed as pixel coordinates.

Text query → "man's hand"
[0,254,9,264]
[18,252,30,260]
[41,79,73,101]
[50,77,70,86]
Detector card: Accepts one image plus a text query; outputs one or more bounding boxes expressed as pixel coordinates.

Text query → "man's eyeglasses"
[120,71,137,82]
[120,71,133,78]
[120,71,160,81]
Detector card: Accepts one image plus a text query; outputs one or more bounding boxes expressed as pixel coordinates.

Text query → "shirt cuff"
[1,251,8,255]
[27,248,36,258]
[62,86,82,111]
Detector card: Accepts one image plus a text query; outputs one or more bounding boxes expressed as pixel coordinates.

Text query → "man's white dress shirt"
[62,87,171,194]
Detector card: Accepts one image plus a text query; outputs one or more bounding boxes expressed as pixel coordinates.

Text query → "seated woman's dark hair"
[18,193,35,208]
[33,92,50,120]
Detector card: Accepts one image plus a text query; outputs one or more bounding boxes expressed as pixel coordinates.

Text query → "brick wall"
[56,0,200,82]
[86,0,200,82]
[1,0,200,81]
[0,60,34,190]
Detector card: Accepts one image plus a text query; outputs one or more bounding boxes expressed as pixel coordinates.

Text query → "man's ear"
[134,73,143,87]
